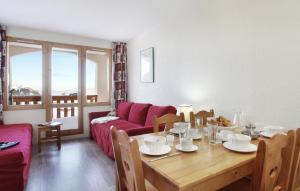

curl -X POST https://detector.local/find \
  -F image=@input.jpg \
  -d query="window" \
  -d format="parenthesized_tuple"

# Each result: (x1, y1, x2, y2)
(85, 49, 111, 104)
(6, 37, 112, 136)
(7, 41, 43, 107)
(50, 46, 80, 132)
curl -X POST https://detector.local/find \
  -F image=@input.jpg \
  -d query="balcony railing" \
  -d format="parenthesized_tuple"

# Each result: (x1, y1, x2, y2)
(10, 95, 98, 119)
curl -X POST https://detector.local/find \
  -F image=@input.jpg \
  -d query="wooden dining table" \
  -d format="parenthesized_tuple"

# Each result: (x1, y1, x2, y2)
(132, 132, 260, 191)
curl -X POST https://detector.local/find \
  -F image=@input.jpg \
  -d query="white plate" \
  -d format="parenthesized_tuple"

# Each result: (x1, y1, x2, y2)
(139, 145, 171, 156)
(260, 131, 273, 138)
(175, 144, 198, 152)
(260, 131, 286, 138)
(223, 142, 257, 153)
(192, 134, 202, 140)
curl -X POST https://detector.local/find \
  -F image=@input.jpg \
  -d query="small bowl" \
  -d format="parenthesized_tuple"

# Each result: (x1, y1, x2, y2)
(219, 130, 234, 141)
(228, 134, 251, 147)
(144, 136, 166, 152)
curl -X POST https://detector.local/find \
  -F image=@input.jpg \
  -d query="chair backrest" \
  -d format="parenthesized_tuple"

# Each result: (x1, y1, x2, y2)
(190, 109, 214, 127)
(111, 126, 146, 191)
(289, 128, 300, 191)
(152, 113, 184, 133)
(252, 130, 296, 191)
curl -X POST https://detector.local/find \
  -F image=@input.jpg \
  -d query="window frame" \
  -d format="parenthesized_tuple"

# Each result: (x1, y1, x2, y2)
(82, 46, 112, 107)
(4, 37, 112, 136)
(4, 37, 47, 111)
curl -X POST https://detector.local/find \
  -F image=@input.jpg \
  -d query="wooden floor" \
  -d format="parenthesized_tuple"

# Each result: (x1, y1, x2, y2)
(25, 139, 116, 191)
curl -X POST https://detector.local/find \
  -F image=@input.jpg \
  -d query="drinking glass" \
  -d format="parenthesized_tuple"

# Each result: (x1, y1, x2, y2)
(207, 124, 219, 145)
(195, 116, 203, 136)
(166, 134, 174, 146)
(233, 111, 243, 128)
(195, 116, 203, 128)
(188, 128, 200, 139)
(179, 127, 193, 149)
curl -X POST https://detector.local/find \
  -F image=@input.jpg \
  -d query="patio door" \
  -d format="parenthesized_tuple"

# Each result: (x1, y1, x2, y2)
(46, 45, 83, 135)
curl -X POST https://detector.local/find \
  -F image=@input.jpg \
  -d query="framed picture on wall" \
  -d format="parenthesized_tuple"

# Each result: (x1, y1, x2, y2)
(140, 47, 154, 83)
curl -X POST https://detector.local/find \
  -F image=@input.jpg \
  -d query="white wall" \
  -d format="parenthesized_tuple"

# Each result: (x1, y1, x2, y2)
(5, 26, 113, 143)
(7, 26, 112, 48)
(127, 0, 300, 129)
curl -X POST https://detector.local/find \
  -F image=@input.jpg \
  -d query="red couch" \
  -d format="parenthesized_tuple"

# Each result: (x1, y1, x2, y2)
(0, 124, 32, 191)
(89, 102, 176, 159)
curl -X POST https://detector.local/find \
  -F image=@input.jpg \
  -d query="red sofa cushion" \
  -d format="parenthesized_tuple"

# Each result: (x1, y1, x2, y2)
(117, 102, 134, 120)
(91, 119, 148, 159)
(128, 103, 152, 125)
(0, 123, 32, 191)
(144, 105, 177, 126)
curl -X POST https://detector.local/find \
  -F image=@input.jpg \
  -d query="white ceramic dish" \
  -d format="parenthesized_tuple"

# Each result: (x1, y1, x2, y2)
(139, 145, 171, 156)
(143, 136, 166, 152)
(223, 142, 257, 153)
(175, 144, 198, 152)
(227, 134, 251, 147)
(192, 134, 202, 140)
(218, 125, 238, 131)
(260, 131, 286, 138)
(264, 126, 286, 134)
(218, 130, 234, 142)
(260, 131, 273, 138)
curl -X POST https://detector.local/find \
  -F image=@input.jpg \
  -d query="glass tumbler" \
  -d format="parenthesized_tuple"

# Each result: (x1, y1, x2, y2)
(207, 124, 219, 145)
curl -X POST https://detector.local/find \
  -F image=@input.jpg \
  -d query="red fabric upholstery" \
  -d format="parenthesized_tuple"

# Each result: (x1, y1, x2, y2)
(89, 102, 176, 159)
(88, 111, 110, 139)
(128, 103, 151, 125)
(88, 111, 110, 122)
(0, 123, 32, 191)
(91, 119, 145, 159)
(117, 102, 133, 120)
(144, 105, 177, 126)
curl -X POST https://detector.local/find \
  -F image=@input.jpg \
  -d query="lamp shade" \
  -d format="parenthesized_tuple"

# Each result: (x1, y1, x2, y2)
(177, 104, 193, 122)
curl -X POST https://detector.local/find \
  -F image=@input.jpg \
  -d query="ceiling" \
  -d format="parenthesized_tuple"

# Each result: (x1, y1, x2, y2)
(0, 0, 183, 42)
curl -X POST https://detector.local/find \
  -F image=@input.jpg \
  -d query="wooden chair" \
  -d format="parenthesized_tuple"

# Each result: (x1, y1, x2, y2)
(221, 130, 296, 191)
(111, 126, 157, 191)
(190, 109, 214, 127)
(289, 128, 300, 191)
(152, 113, 184, 133)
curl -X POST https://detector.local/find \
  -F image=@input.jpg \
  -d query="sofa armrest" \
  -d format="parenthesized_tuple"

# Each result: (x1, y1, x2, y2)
(0, 149, 24, 167)
(88, 111, 111, 123)
(88, 111, 111, 139)
(0, 149, 25, 191)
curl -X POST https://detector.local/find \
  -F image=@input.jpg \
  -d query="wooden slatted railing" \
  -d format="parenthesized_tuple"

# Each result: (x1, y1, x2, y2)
(11, 95, 98, 119)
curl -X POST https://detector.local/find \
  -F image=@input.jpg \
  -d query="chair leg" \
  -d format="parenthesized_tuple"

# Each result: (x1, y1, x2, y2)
(38, 129, 41, 152)
(115, 174, 120, 191)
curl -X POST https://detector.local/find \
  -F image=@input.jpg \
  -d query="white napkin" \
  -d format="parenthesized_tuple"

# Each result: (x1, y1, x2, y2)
(91, 116, 119, 124)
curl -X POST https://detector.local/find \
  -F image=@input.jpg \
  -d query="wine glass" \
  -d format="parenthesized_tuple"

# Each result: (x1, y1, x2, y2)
(233, 111, 243, 128)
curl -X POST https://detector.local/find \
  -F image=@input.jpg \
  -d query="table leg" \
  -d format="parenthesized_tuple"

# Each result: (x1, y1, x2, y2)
(57, 126, 61, 150)
(38, 129, 41, 153)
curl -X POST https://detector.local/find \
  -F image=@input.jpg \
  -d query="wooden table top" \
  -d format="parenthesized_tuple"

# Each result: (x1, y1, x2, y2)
(132, 132, 260, 191)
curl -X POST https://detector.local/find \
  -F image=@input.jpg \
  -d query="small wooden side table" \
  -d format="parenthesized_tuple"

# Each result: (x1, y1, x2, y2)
(37, 122, 62, 152)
